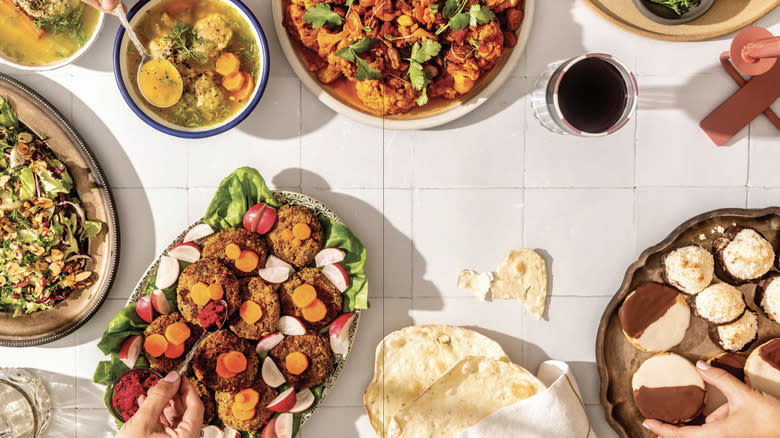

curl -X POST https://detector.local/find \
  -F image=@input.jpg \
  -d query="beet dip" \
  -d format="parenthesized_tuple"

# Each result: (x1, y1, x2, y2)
(112, 370, 160, 421)
(198, 300, 227, 329)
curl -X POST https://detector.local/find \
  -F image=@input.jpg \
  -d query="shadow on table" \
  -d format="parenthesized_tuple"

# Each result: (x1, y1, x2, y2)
(74, 19, 120, 74)
(273, 169, 440, 309)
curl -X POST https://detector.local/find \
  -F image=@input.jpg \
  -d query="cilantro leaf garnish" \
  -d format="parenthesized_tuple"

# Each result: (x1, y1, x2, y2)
(303, 3, 344, 29)
(406, 40, 442, 106)
(437, 2, 496, 35)
(336, 37, 381, 81)
(442, 0, 463, 19)
(410, 39, 442, 64)
(448, 12, 470, 31)
(468, 4, 495, 26)
(355, 58, 383, 81)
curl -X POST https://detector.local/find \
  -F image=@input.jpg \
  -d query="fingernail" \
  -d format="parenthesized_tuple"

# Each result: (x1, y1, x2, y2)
(642, 420, 649, 430)
(697, 360, 711, 370)
(163, 371, 180, 382)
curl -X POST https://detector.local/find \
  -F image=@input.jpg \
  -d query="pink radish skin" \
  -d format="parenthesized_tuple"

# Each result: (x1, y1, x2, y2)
(118, 335, 142, 368)
(289, 389, 315, 413)
(261, 417, 278, 438)
(277, 316, 305, 336)
(266, 388, 296, 412)
(321, 263, 349, 292)
(135, 296, 154, 323)
(256, 332, 284, 355)
(314, 248, 345, 267)
(155, 256, 180, 289)
(274, 413, 293, 438)
(329, 312, 356, 357)
(262, 357, 286, 388)
(167, 242, 201, 263)
(243, 204, 265, 232)
(255, 206, 277, 234)
(182, 224, 214, 243)
(150, 290, 171, 315)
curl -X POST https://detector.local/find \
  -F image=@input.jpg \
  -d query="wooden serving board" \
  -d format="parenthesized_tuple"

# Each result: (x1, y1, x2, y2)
(580, 0, 780, 42)
(596, 208, 780, 438)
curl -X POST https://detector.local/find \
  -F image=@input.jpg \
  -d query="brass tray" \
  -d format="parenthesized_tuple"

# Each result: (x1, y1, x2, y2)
(580, 0, 780, 42)
(596, 207, 780, 438)
(0, 74, 119, 346)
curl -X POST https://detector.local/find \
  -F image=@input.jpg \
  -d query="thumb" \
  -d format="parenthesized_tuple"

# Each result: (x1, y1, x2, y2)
(696, 361, 751, 402)
(137, 371, 181, 420)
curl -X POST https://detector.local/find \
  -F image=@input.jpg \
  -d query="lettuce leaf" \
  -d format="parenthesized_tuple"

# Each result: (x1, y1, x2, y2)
(17, 167, 35, 200)
(96, 304, 149, 355)
(323, 220, 368, 311)
(204, 167, 280, 230)
(0, 97, 18, 130)
(81, 220, 102, 239)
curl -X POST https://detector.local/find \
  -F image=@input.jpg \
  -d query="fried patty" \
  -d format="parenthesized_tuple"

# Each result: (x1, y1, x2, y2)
(191, 377, 217, 424)
(177, 258, 241, 328)
(269, 333, 333, 389)
(203, 228, 269, 277)
(229, 277, 281, 340)
(266, 204, 325, 268)
(192, 330, 259, 392)
(215, 379, 277, 433)
(143, 312, 203, 374)
(279, 268, 343, 330)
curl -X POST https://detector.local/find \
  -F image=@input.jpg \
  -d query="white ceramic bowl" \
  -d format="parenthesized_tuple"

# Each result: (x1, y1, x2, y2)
(272, 0, 535, 130)
(0, 10, 105, 71)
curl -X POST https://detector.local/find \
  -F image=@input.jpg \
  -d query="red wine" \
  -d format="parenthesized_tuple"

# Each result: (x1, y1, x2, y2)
(557, 57, 629, 134)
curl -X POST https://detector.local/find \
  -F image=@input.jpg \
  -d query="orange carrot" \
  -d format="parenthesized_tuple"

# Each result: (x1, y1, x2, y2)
(285, 352, 309, 375)
(225, 243, 241, 260)
(231, 72, 254, 102)
(232, 407, 255, 420)
(165, 0, 191, 17)
(292, 284, 317, 308)
(302, 298, 327, 323)
(165, 322, 191, 345)
(216, 354, 237, 378)
(216, 52, 241, 77)
(280, 229, 294, 241)
(223, 351, 248, 373)
(208, 283, 224, 301)
(235, 250, 259, 273)
(190, 282, 211, 306)
(144, 334, 168, 358)
(293, 223, 311, 240)
(164, 342, 185, 359)
(222, 72, 246, 92)
(240, 301, 263, 324)
(235, 388, 259, 409)
(0, 0, 44, 40)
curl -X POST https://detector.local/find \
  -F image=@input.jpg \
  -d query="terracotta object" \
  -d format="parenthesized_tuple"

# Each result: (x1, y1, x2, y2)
(597, 208, 780, 438)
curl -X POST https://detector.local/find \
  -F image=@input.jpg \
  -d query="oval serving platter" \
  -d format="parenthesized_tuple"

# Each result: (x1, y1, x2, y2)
(117, 189, 361, 433)
(0, 74, 119, 347)
(272, 0, 536, 130)
(596, 207, 780, 438)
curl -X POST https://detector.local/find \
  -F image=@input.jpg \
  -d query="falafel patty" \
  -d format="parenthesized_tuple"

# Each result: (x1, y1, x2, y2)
(177, 258, 241, 328)
(202, 228, 269, 277)
(144, 312, 203, 373)
(192, 330, 259, 392)
(229, 277, 281, 340)
(191, 377, 217, 424)
(279, 268, 343, 330)
(266, 204, 325, 268)
(215, 380, 277, 433)
(269, 333, 333, 389)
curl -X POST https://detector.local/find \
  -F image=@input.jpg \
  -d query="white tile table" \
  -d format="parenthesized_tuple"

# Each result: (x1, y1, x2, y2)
(1, 1, 779, 437)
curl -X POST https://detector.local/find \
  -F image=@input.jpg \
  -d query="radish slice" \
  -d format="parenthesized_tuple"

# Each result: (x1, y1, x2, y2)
(183, 224, 214, 243)
(261, 417, 277, 438)
(256, 206, 277, 235)
(167, 242, 201, 263)
(256, 332, 284, 356)
(223, 427, 241, 438)
(329, 312, 356, 357)
(262, 357, 286, 388)
(243, 204, 265, 232)
(266, 255, 293, 271)
(277, 316, 305, 336)
(135, 296, 154, 323)
(289, 388, 315, 413)
(155, 256, 180, 289)
(266, 388, 296, 412)
(322, 263, 349, 292)
(315, 248, 345, 267)
(258, 267, 291, 284)
(200, 425, 223, 438)
(118, 335, 142, 368)
(150, 290, 171, 315)
(274, 413, 293, 438)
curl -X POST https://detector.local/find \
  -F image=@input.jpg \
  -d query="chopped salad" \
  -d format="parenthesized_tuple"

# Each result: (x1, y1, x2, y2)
(0, 96, 102, 317)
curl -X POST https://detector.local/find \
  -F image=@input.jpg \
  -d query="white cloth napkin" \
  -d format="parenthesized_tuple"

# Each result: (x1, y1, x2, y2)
(453, 360, 598, 438)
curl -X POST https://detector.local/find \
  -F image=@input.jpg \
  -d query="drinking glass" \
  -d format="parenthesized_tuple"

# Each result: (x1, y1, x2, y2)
(0, 369, 50, 438)
(530, 53, 638, 137)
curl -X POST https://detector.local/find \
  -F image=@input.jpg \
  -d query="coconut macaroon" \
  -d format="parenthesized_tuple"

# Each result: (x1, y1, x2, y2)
(618, 282, 691, 353)
(632, 353, 706, 424)
(694, 283, 746, 325)
(746, 338, 780, 399)
(714, 226, 775, 284)
(709, 310, 758, 352)
(757, 274, 780, 323)
(662, 246, 714, 295)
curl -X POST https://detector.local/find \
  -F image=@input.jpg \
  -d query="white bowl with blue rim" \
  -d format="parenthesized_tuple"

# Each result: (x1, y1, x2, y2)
(113, 0, 269, 138)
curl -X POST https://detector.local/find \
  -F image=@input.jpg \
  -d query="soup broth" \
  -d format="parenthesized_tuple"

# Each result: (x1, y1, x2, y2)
(126, 0, 260, 128)
(0, 0, 100, 66)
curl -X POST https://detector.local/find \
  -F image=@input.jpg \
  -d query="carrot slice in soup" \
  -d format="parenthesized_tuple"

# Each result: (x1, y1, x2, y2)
(232, 72, 254, 102)
(225, 243, 241, 260)
(165, 0, 191, 16)
(235, 250, 259, 272)
(292, 284, 317, 308)
(222, 72, 245, 92)
(208, 283, 224, 301)
(285, 352, 309, 375)
(240, 301, 263, 324)
(165, 322, 191, 345)
(301, 298, 327, 323)
(223, 351, 248, 373)
(0, 0, 44, 40)
(216, 52, 241, 76)
(190, 282, 211, 306)
(164, 342, 185, 359)
(144, 334, 169, 358)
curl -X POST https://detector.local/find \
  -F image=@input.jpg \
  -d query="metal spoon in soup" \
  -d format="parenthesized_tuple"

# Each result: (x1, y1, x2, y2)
(113, 3, 183, 108)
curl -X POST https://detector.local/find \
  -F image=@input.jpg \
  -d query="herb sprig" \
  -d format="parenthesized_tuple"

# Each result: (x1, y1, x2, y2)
(303, 3, 343, 29)
(406, 40, 442, 106)
(34, 4, 87, 45)
(648, 0, 695, 15)
(164, 23, 207, 63)
(436, 0, 495, 35)
(336, 37, 383, 81)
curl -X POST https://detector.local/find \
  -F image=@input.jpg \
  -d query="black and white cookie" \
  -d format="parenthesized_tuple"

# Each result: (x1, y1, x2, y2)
(746, 338, 780, 399)
(618, 282, 691, 353)
(757, 274, 780, 323)
(632, 353, 706, 424)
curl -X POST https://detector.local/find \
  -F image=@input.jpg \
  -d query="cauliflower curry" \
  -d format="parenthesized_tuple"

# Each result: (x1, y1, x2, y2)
(283, 0, 525, 116)
(126, 0, 260, 128)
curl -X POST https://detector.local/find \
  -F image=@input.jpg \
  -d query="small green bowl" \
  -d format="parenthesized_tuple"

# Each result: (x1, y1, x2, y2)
(633, 0, 716, 25)
(108, 368, 164, 423)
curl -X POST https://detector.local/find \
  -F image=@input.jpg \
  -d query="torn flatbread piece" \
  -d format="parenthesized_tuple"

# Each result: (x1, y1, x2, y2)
(457, 270, 493, 301)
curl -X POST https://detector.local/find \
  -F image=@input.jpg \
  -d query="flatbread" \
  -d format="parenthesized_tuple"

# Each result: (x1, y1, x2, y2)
(387, 356, 546, 438)
(492, 249, 548, 319)
(457, 270, 492, 301)
(363, 325, 510, 437)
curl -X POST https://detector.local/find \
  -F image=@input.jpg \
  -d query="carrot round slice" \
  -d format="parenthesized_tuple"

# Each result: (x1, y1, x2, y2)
(208, 283, 224, 301)
(292, 284, 317, 308)
(235, 388, 260, 409)
(223, 351, 248, 373)
(240, 301, 263, 324)
(225, 243, 241, 260)
(280, 229, 294, 241)
(222, 72, 246, 92)
(285, 352, 309, 375)
(292, 223, 312, 240)
(216, 52, 241, 77)
(232, 407, 255, 420)
(232, 72, 254, 102)
(216, 354, 237, 378)
(164, 342, 185, 359)
(165, 322, 191, 345)
(301, 298, 327, 323)
(165, 0, 191, 16)
(144, 334, 168, 358)
(190, 282, 211, 306)
(235, 250, 259, 272)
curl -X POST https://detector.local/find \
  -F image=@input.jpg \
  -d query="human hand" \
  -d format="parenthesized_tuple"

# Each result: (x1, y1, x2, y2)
(643, 360, 780, 438)
(80, 0, 120, 15)
(116, 371, 204, 438)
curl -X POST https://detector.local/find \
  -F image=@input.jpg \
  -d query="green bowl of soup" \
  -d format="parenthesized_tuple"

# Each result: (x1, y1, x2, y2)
(114, 0, 269, 138)
(0, 0, 104, 70)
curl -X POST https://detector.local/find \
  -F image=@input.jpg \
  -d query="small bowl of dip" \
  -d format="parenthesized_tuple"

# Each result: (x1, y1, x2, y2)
(108, 368, 163, 422)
